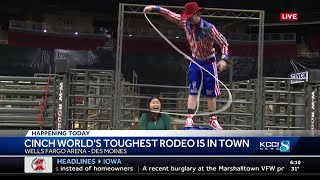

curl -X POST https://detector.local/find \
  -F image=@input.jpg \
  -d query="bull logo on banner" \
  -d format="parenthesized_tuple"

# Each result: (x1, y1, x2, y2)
(31, 158, 46, 172)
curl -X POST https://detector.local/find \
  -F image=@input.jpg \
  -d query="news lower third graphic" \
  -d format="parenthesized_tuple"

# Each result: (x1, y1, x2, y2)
(0, 130, 319, 175)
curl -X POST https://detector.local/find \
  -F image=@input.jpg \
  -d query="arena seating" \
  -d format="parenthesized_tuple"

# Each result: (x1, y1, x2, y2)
(123, 39, 298, 58)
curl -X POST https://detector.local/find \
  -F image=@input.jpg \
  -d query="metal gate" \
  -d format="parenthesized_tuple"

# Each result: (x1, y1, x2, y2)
(0, 75, 55, 129)
(67, 69, 114, 130)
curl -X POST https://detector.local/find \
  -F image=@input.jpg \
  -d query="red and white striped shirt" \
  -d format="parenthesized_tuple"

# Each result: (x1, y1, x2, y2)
(157, 7, 229, 60)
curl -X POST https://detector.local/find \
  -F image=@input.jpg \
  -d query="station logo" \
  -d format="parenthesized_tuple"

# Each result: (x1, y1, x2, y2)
(260, 140, 290, 152)
(24, 156, 52, 173)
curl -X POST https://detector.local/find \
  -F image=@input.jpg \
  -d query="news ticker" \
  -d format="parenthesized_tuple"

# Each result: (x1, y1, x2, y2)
(0, 156, 319, 174)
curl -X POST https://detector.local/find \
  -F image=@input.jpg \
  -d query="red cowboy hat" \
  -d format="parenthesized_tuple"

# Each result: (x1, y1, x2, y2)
(181, 2, 203, 19)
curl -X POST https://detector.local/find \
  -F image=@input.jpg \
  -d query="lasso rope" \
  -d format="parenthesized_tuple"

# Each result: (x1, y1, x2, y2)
(144, 13, 232, 117)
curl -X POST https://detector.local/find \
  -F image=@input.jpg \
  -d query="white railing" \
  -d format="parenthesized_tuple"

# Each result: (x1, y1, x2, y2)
(9, 20, 43, 31)
(124, 27, 296, 42)
(8, 20, 109, 36)
(298, 51, 320, 58)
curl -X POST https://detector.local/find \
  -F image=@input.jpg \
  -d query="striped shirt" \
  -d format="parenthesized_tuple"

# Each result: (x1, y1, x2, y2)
(155, 7, 229, 60)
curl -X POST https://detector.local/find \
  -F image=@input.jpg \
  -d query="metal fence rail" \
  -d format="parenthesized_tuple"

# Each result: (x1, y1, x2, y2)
(0, 76, 55, 129)
(0, 70, 315, 130)
(119, 81, 255, 130)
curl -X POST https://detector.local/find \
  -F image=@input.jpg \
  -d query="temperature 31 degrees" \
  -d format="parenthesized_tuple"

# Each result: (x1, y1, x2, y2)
(291, 167, 300, 172)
